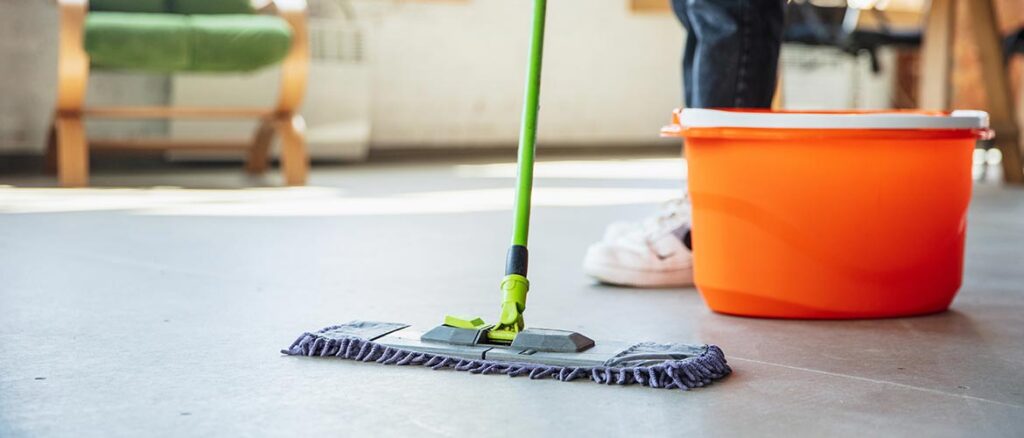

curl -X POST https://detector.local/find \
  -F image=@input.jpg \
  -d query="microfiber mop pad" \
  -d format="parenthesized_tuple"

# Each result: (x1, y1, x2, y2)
(283, 322, 730, 390)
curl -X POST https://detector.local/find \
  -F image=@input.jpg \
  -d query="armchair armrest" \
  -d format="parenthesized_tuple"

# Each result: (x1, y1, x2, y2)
(56, 0, 90, 113)
(264, 0, 309, 114)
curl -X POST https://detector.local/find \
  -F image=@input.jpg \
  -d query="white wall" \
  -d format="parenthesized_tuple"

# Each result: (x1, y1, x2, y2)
(363, 0, 685, 148)
(171, 0, 686, 152)
(0, 0, 170, 154)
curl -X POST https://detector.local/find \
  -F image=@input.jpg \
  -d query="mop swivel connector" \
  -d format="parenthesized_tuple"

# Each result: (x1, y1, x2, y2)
(487, 274, 529, 343)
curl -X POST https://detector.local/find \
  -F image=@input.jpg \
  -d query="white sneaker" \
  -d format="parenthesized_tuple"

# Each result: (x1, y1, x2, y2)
(583, 197, 694, 288)
(601, 197, 691, 242)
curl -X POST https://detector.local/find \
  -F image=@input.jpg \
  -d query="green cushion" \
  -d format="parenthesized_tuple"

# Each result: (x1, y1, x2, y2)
(89, 0, 167, 13)
(190, 15, 292, 72)
(84, 13, 292, 73)
(171, 0, 253, 14)
(85, 13, 191, 72)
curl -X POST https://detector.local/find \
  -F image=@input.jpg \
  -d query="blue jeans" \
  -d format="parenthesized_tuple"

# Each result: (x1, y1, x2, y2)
(671, 0, 785, 108)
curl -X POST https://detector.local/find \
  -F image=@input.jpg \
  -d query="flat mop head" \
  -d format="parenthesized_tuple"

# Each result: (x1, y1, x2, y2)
(282, 321, 731, 390)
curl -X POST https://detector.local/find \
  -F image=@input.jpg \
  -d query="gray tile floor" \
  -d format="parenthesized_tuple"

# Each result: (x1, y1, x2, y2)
(1, 155, 1022, 437)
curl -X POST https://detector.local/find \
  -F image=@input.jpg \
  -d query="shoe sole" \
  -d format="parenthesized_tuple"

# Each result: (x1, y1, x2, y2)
(583, 263, 694, 288)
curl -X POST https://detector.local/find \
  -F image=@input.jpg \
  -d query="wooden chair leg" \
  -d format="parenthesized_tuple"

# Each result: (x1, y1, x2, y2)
(918, 0, 955, 110)
(269, 0, 308, 186)
(967, 0, 1024, 183)
(245, 118, 275, 174)
(277, 114, 308, 186)
(771, 72, 784, 110)
(56, 115, 88, 188)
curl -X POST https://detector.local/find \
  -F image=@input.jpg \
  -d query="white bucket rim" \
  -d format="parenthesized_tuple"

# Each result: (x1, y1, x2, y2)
(676, 109, 989, 130)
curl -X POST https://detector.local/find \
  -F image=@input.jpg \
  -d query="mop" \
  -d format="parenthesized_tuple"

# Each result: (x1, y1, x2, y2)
(282, 0, 730, 390)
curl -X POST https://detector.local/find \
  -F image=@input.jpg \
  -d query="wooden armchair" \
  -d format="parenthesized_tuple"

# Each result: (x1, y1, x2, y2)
(51, 0, 310, 187)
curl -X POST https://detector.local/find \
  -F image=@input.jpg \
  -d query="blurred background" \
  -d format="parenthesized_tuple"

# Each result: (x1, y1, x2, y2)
(0, 0, 1021, 183)
(4, 3, 1024, 436)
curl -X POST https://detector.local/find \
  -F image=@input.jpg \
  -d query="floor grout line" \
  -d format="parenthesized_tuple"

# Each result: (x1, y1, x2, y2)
(729, 356, 1024, 410)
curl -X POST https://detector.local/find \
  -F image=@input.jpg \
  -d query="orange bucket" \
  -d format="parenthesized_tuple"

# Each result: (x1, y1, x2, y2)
(662, 109, 991, 319)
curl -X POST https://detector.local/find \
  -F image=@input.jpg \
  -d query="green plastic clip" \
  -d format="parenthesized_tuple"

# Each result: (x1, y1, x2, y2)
(443, 315, 486, 330)
(487, 274, 529, 343)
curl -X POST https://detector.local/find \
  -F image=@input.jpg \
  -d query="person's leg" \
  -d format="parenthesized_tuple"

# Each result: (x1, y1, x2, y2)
(686, 0, 785, 108)
(672, 0, 696, 107)
(584, 0, 785, 288)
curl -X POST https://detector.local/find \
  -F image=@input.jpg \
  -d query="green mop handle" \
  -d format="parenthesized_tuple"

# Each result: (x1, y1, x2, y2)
(510, 0, 545, 251)
(491, 0, 546, 342)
